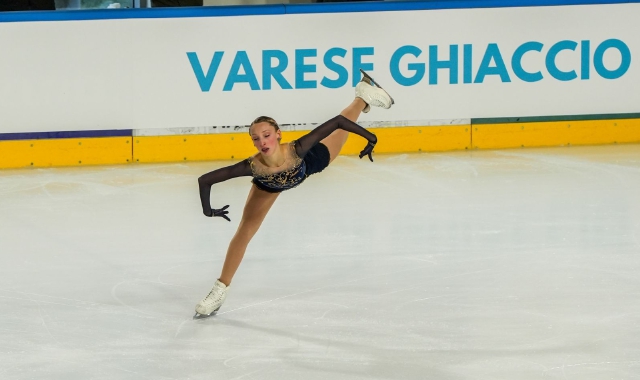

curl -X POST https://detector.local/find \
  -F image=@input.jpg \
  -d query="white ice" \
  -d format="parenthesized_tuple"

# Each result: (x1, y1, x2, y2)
(1, 144, 639, 380)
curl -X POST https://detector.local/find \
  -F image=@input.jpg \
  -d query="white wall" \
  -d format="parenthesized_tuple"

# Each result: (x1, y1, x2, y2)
(0, 2, 638, 134)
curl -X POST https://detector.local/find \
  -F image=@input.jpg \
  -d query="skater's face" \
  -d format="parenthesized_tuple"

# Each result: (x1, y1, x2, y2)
(250, 122, 281, 156)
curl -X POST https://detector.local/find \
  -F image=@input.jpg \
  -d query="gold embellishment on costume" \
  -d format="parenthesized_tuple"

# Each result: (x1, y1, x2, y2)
(248, 142, 305, 189)
(253, 164, 305, 190)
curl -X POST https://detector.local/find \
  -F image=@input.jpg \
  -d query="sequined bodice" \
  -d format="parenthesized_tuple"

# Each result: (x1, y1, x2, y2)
(247, 142, 307, 191)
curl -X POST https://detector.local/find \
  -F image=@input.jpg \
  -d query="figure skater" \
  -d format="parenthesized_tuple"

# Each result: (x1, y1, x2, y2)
(194, 70, 394, 318)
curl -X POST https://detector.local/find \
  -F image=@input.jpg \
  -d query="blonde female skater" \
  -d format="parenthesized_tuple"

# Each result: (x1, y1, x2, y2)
(195, 70, 394, 318)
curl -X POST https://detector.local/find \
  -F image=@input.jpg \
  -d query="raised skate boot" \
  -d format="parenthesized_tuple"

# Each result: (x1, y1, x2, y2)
(356, 69, 395, 113)
(194, 279, 228, 319)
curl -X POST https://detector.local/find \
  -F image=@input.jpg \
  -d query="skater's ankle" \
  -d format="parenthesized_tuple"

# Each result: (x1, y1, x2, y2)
(218, 278, 230, 287)
(352, 97, 367, 112)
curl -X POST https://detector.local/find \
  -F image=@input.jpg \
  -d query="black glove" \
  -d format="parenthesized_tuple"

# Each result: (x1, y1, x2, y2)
(207, 205, 230, 221)
(359, 140, 377, 162)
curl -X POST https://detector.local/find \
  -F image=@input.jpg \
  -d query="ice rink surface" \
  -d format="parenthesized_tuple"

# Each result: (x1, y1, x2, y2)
(1, 144, 639, 380)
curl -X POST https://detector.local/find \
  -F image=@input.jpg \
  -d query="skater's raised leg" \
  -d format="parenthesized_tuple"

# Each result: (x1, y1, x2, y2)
(320, 98, 367, 163)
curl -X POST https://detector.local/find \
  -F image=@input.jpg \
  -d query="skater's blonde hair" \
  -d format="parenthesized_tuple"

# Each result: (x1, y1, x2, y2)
(250, 116, 279, 132)
(249, 116, 281, 142)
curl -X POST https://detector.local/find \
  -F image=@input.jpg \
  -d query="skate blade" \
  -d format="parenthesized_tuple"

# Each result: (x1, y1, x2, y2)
(192, 306, 221, 320)
(359, 69, 395, 105)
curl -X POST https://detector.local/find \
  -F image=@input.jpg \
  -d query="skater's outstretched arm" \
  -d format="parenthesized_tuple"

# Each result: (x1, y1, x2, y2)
(198, 160, 252, 220)
(295, 115, 377, 161)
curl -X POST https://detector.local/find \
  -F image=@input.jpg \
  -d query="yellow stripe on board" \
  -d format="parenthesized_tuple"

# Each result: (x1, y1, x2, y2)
(341, 125, 471, 155)
(134, 134, 273, 163)
(133, 125, 471, 163)
(473, 119, 640, 150)
(2, 120, 638, 170)
(133, 132, 309, 163)
(0, 137, 131, 169)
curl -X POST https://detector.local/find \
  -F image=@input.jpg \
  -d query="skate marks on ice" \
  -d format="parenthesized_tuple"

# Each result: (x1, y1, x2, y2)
(2, 146, 640, 379)
(211, 261, 437, 318)
(186, 254, 440, 328)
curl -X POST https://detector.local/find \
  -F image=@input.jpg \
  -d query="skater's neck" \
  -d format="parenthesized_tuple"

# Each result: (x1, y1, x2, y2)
(261, 144, 287, 168)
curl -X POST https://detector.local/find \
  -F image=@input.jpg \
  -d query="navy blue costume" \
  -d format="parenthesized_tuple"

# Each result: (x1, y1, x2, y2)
(248, 142, 331, 193)
(198, 115, 377, 217)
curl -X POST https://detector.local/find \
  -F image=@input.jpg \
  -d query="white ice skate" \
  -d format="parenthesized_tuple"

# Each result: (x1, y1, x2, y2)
(356, 69, 395, 113)
(193, 279, 228, 319)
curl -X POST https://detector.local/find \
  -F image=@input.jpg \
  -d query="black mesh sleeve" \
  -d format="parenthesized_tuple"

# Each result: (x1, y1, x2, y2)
(198, 160, 252, 217)
(294, 115, 377, 158)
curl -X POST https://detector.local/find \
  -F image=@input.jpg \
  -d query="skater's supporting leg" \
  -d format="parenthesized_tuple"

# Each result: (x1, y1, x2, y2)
(321, 98, 367, 163)
(218, 184, 280, 285)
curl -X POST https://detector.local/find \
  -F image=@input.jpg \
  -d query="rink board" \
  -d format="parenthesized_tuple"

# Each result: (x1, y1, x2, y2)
(2, 0, 640, 169)
(2, 119, 640, 169)
(132, 125, 471, 164)
(132, 134, 260, 163)
(0, 137, 131, 169)
(473, 118, 640, 149)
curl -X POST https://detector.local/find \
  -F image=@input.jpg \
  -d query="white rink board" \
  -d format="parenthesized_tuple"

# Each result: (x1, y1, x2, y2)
(0, 3, 639, 133)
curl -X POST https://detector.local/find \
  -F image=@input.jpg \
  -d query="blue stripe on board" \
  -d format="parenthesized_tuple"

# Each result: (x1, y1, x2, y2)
(0, 0, 637, 23)
(285, 0, 638, 14)
(0, 4, 285, 23)
(0, 130, 133, 141)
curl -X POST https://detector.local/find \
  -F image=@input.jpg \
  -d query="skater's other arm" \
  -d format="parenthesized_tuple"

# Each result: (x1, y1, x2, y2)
(295, 115, 377, 159)
(198, 160, 252, 219)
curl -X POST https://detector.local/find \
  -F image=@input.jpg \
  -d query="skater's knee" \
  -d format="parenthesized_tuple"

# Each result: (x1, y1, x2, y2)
(235, 221, 262, 240)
